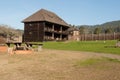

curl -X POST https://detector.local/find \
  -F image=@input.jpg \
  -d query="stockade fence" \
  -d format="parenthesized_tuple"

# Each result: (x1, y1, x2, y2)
(79, 33, 120, 41)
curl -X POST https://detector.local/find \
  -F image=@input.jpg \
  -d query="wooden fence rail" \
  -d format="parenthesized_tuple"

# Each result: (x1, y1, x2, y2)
(79, 33, 120, 41)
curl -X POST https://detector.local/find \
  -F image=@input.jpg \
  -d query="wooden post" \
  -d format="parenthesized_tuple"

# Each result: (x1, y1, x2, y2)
(38, 22, 40, 41)
(98, 33, 100, 40)
(84, 33, 86, 41)
(114, 32, 115, 40)
(60, 26, 62, 40)
(60, 34, 62, 40)
(38, 44, 43, 51)
(91, 32, 93, 41)
(52, 24, 55, 40)
(52, 33, 54, 40)
(43, 22, 46, 41)
(6, 43, 14, 54)
(60, 26, 62, 32)
(52, 24, 54, 31)
(104, 33, 106, 41)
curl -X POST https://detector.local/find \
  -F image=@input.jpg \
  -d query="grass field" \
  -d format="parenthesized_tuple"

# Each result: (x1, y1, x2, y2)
(0, 49, 120, 80)
(43, 40, 120, 55)
(0, 40, 120, 80)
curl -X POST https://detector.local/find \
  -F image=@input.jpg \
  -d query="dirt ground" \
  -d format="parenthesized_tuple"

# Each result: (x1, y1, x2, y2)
(0, 49, 120, 80)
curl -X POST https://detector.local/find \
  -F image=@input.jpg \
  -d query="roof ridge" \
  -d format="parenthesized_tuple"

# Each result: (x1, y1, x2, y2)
(40, 10, 46, 21)
(22, 9, 69, 26)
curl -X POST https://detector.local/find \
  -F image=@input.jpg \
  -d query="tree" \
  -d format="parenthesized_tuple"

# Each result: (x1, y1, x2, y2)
(94, 27, 101, 34)
(79, 26, 85, 34)
(0, 24, 23, 39)
(105, 28, 113, 34)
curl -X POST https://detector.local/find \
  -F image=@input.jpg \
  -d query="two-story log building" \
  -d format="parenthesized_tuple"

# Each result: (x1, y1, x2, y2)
(22, 9, 70, 42)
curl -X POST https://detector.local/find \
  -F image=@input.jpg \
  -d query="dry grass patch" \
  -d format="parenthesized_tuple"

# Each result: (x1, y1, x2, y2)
(0, 49, 120, 80)
(74, 57, 120, 67)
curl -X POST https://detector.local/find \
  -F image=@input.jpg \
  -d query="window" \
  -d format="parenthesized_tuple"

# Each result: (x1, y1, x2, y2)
(29, 23, 32, 26)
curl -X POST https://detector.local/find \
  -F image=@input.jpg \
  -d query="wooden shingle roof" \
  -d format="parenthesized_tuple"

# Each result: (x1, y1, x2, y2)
(22, 9, 69, 26)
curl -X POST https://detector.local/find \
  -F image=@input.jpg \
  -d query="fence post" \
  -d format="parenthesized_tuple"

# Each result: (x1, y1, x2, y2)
(91, 33, 93, 41)
(98, 34, 100, 40)
(114, 32, 115, 40)
(84, 33, 86, 41)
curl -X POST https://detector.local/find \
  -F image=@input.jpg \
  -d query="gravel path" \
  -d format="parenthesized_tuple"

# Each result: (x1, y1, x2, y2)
(44, 49, 120, 59)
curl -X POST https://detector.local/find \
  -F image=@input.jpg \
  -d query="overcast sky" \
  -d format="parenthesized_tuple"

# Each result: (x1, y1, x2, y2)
(0, 0, 120, 29)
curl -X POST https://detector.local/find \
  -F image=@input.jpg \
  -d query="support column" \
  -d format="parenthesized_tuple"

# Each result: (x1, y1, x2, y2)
(60, 34, 62, 40)
(43, 22, 46, 41)
(60, 26, 62, 40)
(38, 22, 39, 41)
(52, 24, 54, 31)
(52, 24, 55, 40)
(60, 26, 62, 33)
(52, 33, 54, 40)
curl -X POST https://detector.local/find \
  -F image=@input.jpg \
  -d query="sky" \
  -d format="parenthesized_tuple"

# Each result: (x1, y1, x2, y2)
(0, 0, 120, 29)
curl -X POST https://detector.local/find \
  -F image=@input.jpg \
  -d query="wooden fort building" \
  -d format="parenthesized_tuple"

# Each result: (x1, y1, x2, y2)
(22, 9, 70, 42)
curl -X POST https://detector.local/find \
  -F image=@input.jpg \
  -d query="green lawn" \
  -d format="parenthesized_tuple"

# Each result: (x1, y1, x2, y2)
(42, 40, 120, 55)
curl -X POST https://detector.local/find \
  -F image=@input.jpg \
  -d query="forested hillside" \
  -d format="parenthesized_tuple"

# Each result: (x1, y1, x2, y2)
(77, 20, 120, 34)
